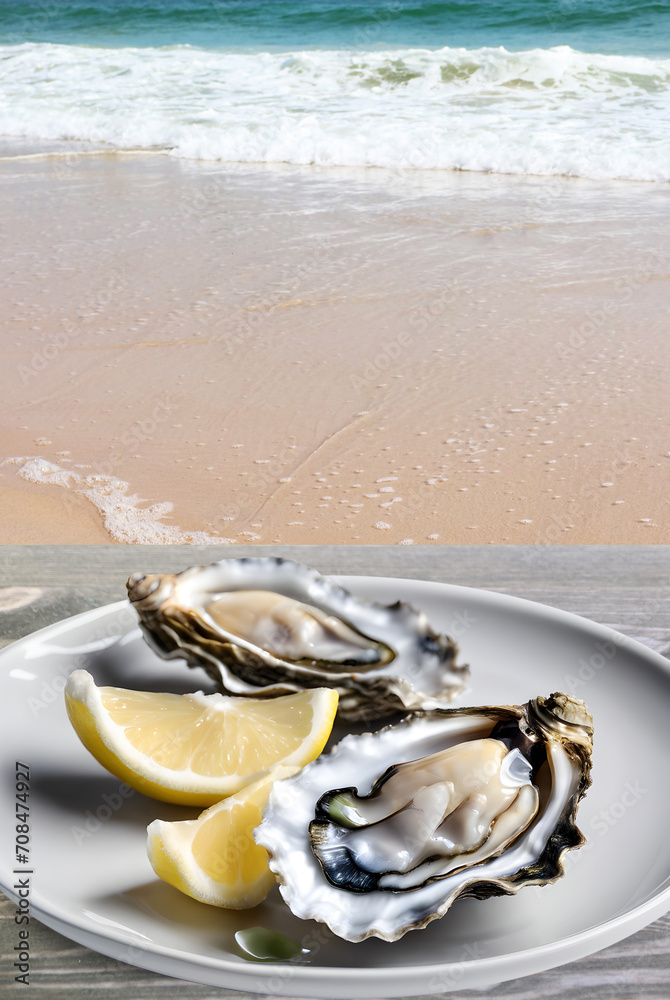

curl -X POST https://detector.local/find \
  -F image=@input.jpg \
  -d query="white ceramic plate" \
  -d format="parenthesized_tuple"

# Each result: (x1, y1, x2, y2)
(1, 577, 669, 997)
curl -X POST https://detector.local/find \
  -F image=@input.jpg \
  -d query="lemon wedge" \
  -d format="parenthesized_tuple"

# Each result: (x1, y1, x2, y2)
(64, 669, 338, 806)
(147, 765, 297, 908)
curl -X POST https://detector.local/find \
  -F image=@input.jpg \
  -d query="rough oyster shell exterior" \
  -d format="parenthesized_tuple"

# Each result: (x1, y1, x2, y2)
(127, 557, 467, 721)
(254, 693, 593, 942)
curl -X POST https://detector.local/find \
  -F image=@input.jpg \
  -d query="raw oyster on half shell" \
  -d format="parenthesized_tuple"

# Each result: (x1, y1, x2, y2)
(254, 693, 593, 942)
(127, 558, 467, 721)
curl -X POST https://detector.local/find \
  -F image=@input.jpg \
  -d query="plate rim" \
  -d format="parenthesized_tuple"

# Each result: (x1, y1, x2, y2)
(1, 576, 670, 996)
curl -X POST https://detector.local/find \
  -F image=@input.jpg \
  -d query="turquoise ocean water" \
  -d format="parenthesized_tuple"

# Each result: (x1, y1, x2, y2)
(0, 0, 669, 178)
(1, 0, 668, 55)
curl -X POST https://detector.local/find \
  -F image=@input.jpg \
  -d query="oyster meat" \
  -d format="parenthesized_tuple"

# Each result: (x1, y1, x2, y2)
(254, 692, 593, 942)
(127, 558, 467, 721)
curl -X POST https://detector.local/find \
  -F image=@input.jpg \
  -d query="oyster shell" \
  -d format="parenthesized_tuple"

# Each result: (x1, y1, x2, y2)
(254, 693, 593, 942)
(127, 558, 467, 721)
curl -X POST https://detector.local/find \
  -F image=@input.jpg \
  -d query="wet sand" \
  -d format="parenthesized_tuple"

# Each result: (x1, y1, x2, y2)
(2, 150, 669, 544)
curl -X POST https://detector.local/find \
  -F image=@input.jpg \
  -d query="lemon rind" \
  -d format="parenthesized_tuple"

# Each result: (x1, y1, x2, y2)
(64, 669, 338, 805)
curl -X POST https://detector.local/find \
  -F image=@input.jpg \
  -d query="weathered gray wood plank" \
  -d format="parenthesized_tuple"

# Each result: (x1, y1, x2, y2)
(1, 545, 668, 998)
(0, 545, 669, 632)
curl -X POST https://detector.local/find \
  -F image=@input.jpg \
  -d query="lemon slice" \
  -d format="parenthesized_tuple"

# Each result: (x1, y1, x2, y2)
(64, 669, 338, 806)
(147, 765, 297, 908)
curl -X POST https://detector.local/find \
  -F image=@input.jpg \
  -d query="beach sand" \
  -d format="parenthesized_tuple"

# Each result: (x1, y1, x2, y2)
(2, 149, 669, 544)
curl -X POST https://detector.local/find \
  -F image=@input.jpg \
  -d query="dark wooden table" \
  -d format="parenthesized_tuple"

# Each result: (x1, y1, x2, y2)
(1, 545, 669, 999)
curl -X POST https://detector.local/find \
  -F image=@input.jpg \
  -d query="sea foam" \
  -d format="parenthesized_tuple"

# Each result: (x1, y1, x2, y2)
(0, 42, 669, 179)
(6, 456, 233, 544)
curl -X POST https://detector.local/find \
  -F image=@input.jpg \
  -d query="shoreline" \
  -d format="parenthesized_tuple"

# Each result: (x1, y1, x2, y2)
(2, 150, 669, 545)
(3, 136, 670, 186)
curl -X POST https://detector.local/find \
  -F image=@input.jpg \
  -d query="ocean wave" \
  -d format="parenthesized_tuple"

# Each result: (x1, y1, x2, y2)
(1, 41, 669, 179)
